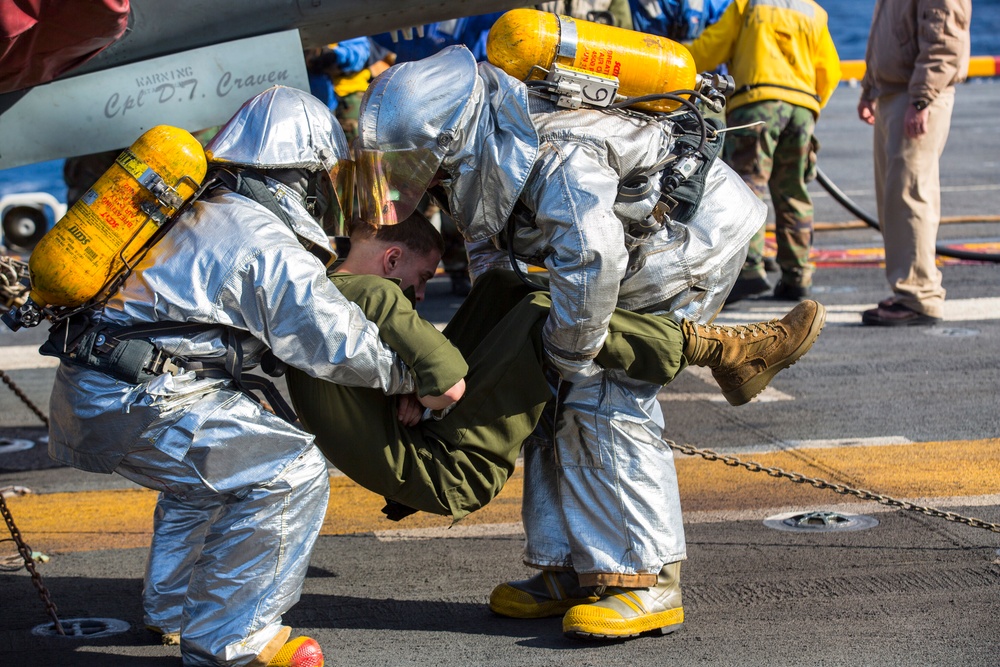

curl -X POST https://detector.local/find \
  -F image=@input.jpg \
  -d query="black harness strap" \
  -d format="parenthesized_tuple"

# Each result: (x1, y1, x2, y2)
(114, 322, 297, 423)
(733, 82, 821, 102)
(41, 317, 298, 423)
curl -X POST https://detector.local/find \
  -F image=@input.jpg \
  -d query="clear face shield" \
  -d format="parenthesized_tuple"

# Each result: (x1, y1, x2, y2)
(354, 145, 443, 227)
(321, 155, 355, 235)
(329, 157, 354, 221)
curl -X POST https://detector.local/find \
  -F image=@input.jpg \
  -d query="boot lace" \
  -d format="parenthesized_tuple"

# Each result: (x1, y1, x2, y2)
(703, 319, 780, 339)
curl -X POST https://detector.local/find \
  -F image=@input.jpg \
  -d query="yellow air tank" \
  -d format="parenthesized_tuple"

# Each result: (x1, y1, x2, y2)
(487, 7, 697, 113)
(28, 125, 207, 309)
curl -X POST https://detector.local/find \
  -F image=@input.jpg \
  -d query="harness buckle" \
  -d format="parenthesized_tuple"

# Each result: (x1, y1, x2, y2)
(652, 197, 677, 224)
(146, 348, 183, 376)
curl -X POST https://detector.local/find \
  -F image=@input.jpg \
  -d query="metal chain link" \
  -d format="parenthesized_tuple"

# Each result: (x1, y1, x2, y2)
(0, 276, 59, 631)
(0, 254, 30, 309)
(669, 442, 1000, 533)
(0, 369, 49, 427)
(0, 490, 64, 634)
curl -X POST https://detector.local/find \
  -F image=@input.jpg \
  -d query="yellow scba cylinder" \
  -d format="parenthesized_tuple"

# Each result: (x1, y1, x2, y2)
(28, 126, 207, 308)
(487, 7, 697, 112)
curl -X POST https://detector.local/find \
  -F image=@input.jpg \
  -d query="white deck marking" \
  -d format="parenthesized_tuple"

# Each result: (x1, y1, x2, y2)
(715, 296, 1000, 326)
(683, 494, 1000, 525)
(707, 435, 913, 456)
(0, 344, 60, 370)
(375, 522, 524, 542)
(658, 365, 794, 403)
(372, 494, 1000, 539)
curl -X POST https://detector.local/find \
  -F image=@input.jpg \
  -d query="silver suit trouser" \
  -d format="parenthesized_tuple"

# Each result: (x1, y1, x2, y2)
(119, 426, 330, 666)
(521, 369, 686, 586)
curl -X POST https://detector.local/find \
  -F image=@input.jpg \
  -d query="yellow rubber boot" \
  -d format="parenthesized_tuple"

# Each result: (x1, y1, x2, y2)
(682, 300, 826, 405)
(145, 625, 180, 646)
(490, 570, 599, 619)
(266, 636, 324, 667)
(562, 562, 684, 640)
(250, 627, 324, 667)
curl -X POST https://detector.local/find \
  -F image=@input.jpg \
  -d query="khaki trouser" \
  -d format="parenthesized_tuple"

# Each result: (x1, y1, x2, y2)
(873, 89, 954, 318)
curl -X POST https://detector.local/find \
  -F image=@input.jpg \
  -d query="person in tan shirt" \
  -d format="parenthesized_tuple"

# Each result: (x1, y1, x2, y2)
(857, 0, 971, 326)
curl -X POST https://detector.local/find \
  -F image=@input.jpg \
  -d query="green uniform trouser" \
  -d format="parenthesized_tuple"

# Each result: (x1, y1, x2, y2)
(724, 100, 818, 287)
(291, 270, 686, 521)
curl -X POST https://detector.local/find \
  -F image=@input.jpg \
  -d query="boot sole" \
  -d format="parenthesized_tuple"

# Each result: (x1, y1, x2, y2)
(723, 301, 828, 406)
(563, 607, 684, 640)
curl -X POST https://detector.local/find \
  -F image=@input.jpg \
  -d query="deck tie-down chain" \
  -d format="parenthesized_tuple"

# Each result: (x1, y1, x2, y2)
(0, 490, 64, 635)
(669, 442, 1000, 533)
(2, 255, 49, 426)
(1, 369, 50, 427)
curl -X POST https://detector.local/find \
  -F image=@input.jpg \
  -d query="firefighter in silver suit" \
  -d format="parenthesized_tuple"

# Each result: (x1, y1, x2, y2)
(47, 86, 413, 666)
(354, 46, 770, 639)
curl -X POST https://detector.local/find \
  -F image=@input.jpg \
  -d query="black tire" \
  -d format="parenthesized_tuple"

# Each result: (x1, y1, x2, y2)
(2, 205, 48, 250)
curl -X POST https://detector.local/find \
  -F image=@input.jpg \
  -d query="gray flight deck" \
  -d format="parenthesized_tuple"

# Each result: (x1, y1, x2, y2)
(1, 80, 998, 666)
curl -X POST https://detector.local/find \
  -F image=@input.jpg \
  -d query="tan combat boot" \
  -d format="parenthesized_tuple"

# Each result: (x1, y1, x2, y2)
(562, 562, 683, 640)
(682, 300, 827, 406)
(145, 625, 180, 646)
(490, 570, 599, 619)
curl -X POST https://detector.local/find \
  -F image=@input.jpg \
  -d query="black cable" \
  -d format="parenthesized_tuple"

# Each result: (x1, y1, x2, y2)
(668, 88, 721, 111)
(816, 167, 1000, 263)
(815, 168, 877, 228)
(608, 92, 708, 154)
(525, 79, 557, 90)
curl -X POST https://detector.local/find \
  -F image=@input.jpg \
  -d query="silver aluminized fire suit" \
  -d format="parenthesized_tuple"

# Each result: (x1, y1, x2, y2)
(356, 47, 764, 587)
(47, 86, 412, 665)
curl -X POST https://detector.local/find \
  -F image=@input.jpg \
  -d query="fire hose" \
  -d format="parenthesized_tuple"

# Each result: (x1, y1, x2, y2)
(816, 167, 1000, 263)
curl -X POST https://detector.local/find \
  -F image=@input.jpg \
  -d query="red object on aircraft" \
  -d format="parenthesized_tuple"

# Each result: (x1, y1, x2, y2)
(0, 0, 130, 94)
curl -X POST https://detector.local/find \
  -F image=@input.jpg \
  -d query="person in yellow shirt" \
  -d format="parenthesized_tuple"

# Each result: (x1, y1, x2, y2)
(687, 0, 840, 302)
(305, 38, 391, 144)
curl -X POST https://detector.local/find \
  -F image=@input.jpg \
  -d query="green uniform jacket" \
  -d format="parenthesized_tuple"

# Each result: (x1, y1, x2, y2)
(287, 270, 687, 520)
(287, 272, 550, 521)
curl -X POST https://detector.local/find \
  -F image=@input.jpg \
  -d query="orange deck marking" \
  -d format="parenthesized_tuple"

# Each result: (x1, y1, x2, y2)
(5, 439, 997, 554)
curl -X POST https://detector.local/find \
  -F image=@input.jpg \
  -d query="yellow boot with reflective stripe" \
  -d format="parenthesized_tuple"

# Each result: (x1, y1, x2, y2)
(145, 625, 180, 646)
(266, 636, 324, 667)
(490, 570, 599, 619)
(562, 562, 683, 640)
(250, 627, 324, 667)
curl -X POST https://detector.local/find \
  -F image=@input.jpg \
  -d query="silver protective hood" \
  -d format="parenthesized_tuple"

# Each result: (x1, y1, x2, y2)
(356, 46, 537, 238)
(445, 62, 538, 240)
(206, 85, 352, 250)
(207, 85, 349, 172)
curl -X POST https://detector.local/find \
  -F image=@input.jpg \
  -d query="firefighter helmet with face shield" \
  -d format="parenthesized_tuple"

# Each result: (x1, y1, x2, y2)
(354, 47, 480, 227)
(206, 85, 354, 229)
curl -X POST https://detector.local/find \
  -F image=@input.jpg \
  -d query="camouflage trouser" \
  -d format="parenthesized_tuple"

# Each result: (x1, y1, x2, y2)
(335, 90, 363, 145)
(724, 101, 818, 287)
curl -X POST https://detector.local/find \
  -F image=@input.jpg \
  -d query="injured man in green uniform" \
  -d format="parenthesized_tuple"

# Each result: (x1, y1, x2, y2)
(286, 213, 826, 521)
